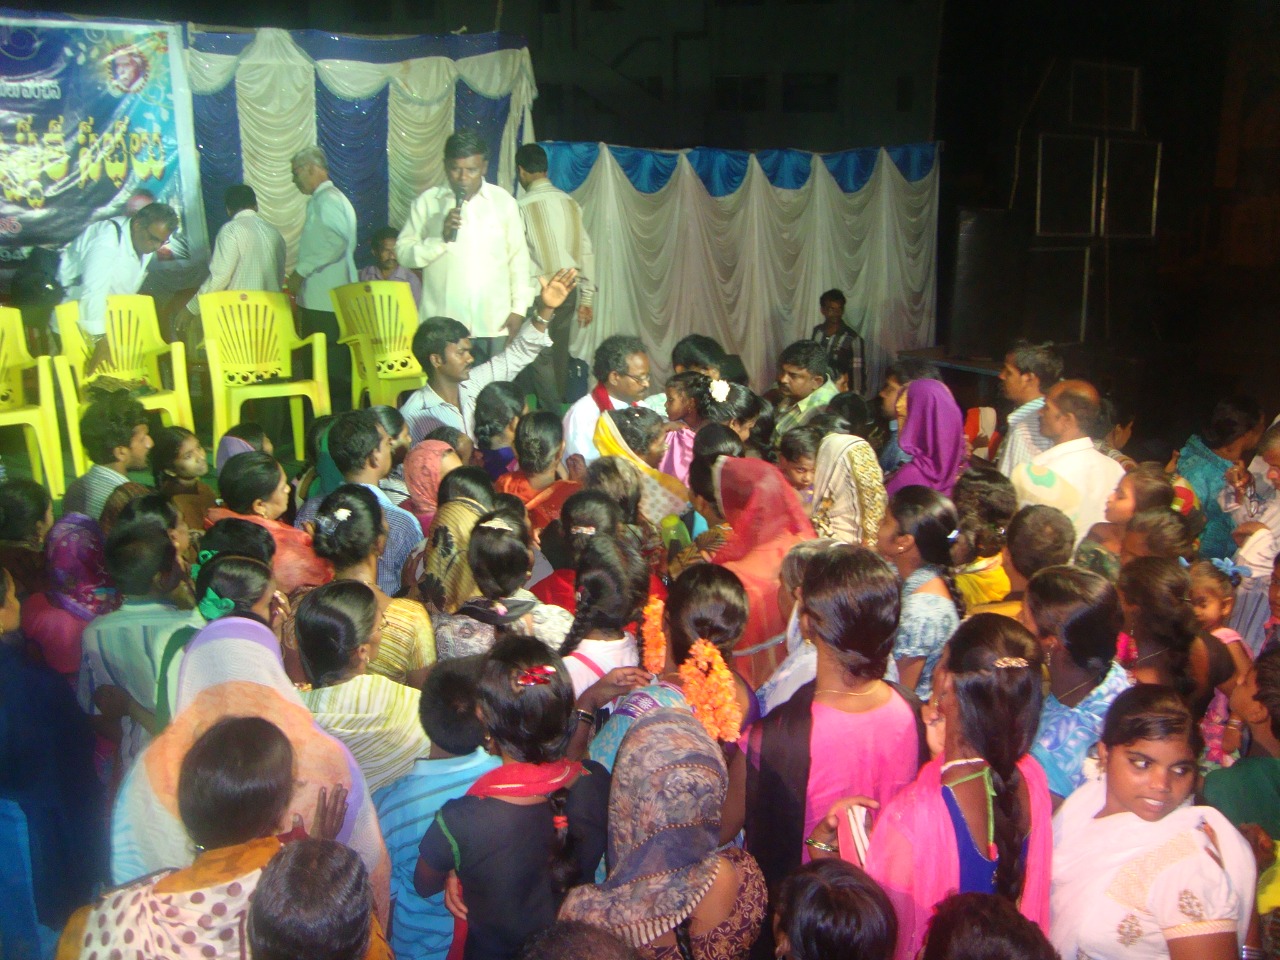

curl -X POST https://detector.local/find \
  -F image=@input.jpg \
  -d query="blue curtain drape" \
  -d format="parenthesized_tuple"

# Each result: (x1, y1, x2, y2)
(192, 84, 242, 240)
(315, 78, 388, 266)
(686, 148, 750, 197)
(454, 82, 511, 187)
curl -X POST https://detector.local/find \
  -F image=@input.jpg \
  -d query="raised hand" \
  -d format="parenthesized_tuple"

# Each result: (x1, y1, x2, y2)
(538, 268, 578, 310)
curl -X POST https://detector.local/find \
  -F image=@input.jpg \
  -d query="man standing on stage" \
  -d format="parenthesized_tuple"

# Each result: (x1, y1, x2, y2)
(397, 131, 530, 365)
(810, 288, 864, 394)
(287, 146, 358, 412)
(514, 142, 595, 410)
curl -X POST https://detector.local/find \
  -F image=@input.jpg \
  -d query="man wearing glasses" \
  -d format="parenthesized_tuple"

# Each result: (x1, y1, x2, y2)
(562, 334, 651, 464)
(56, 201, 179, 374)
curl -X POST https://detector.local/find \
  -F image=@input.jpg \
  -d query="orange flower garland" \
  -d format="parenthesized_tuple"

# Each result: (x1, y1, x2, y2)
(678, 639, 743, 742)
(641, 596, 667, 675)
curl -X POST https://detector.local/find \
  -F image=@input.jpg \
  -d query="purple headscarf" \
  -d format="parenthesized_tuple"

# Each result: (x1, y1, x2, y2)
(45, 513, 120, 621)
(885, 378, 966, 497)
(215, 436, 255, 475)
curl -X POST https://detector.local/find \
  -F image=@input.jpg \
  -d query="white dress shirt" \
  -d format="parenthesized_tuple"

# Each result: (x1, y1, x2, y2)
(57, 216, 153, 335)
(296, 180, 358, 312)
(396, 181, 531, 337)
(518, 178, 595, 307)
(186, 209, 287, 314)
(562, 390, 629, 463)
(1011, 436, 1126, 545)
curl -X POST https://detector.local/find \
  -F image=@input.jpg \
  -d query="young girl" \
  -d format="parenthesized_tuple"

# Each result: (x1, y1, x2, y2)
(494, 411, 581, 534)
(215, 421, 273, 474)
(876, 486, 965, 699)
(295, 580, 429, 792)
(474, 381, 527, 481)
(1075, 464, 1175, 580)
(660, 372, 732, 484)
(559, 536, 649, 698)
(1188, 560, 1253, 766)
(774, 861, 897, 960)
(1050, 685, 1257, 960)
(425, 424, 476, 469)
(414, 636, 612, 960)
(150, 425, 216, 535)
(585, 456, 669, 585)
(778, 427, 821, 509)
(594, 408, 687, 530)
(531, 489, 626, 610)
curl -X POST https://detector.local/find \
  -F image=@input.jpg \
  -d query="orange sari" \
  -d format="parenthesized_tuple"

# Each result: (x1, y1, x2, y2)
(494, 472, 581, 532)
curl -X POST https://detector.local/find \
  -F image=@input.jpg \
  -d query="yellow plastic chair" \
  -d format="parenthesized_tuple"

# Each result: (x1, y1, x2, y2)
(197, 291, 331, 455)
(52, 296, 194, 476)
(0, 307, 65, 498)
(330, 280, 426, 408)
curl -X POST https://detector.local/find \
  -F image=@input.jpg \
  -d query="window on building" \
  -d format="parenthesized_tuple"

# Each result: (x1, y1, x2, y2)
(781, 73, 839, 113)
(714, 74, 768, 112)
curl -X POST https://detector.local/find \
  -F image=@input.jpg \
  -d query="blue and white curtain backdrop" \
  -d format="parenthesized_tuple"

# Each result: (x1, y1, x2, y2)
(184, 27, 536, 264)
(539, 142, 938, 393)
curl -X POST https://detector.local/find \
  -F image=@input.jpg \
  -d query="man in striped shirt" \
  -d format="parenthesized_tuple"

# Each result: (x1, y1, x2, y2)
(62, 394, 154, 522)
(373, 658, 499, 960)
(515, 143, 596, 409)
(995, 339, 1063, 477)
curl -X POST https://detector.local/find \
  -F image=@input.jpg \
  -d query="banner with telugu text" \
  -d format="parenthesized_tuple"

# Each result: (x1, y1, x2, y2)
(0, 15, 205, 260)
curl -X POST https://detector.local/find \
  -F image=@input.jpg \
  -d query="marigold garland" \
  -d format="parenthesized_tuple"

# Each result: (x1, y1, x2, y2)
(678, 639, 743, 742)
(641, 596, 667, 675)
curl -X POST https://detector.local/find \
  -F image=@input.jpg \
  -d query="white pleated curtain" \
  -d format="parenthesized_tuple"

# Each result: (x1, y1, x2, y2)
(185, 28, 536, 265)
(564, 146, 937, 394)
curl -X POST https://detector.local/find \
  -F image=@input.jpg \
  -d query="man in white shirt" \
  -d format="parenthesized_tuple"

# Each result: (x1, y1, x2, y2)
(400, 269, 578, 444)
(562, 334, 650, 465)
(513, 143, 595, 410)
(995, 339, 1062, 477)
(1011, 379, 1126, 546)
(175, 184, 285, 334)
(57, 202, 178, 371)
(396, 131, 530, 365)
(287, 146, 358, 412)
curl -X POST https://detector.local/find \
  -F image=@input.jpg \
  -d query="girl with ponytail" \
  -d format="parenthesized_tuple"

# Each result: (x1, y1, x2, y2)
(876, 486, 965, 699)
(559, 536, 649, 698)
(660, 371, 731, 484)
(864, 614, 1052, 960)
(414, 636, 612, 960)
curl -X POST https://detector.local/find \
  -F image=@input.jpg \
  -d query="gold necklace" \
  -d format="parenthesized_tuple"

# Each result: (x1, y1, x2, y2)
(1054, 672, 1102, 705)
(815, 681, 883, 698)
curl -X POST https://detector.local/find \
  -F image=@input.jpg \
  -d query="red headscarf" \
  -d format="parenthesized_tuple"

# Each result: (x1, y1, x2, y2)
(404, 440, 456, 529)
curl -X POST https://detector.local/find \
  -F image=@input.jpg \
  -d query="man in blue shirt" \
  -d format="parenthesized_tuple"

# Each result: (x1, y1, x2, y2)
(373, 657, 500, 960)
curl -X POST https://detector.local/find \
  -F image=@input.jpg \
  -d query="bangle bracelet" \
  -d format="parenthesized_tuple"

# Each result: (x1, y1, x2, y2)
(804, 837, 838, 854)
(1242, 947, 1264, 960)
(575, 709, 595, 726)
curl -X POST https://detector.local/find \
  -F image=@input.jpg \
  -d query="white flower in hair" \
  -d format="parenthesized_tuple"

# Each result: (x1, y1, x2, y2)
(333, 508, 352, 522)
(709, 379, 731, 403)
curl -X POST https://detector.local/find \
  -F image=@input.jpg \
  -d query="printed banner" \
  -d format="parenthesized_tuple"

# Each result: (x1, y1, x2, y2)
(0, 16, 203, 259)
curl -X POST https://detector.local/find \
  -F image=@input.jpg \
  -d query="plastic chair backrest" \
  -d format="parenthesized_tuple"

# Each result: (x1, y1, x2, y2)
(55, 302, 89, 372)
(200, 291, 299, 383)
(0, 309, 34, 410)
(103, 295, 164, 382)
(331, 281, 422, 378)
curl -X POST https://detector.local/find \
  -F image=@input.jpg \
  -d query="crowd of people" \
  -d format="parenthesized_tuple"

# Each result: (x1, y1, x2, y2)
(8, 129, 1280, 960)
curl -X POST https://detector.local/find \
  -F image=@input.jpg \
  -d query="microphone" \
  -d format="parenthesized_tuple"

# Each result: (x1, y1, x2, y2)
(445, 186, 465, 242)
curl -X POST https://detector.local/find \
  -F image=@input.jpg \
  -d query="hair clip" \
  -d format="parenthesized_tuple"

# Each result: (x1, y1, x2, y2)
(1211, 557, 1253, 579)
(992, 657, 1029, 670)
(197, 586, 236, 621)
(946, 528, 961, 543)
(479, 518, 514, 533)
(709, 379, 730, 403)
(516, 664, 557, 686)
(190, 548, 217, 582)
(569, 525, 596, 536)
(1177, 556, 1191, 569)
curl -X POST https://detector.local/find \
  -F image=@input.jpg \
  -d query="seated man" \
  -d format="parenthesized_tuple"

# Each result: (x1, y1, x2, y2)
(771, 340, 838, 443)
(359, 226, 422, 306)
(968, 503, 1075, 620)
(62, 394, 154, 521)
(398, 268, 577, 444)
(1010, 380, 1126, 547)
(562, 334, 651, 464)
(295, 410, 423, 595)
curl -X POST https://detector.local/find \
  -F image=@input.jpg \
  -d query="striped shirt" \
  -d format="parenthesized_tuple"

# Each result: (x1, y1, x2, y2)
(301, 672, 429, 792)
(294, 483, 424, 595)
(996, 396, 1052, 477)
(62, 464, 130, 522)
(373, 750, 502, 960)
(77, 598, 206, 769)
(187, 209, 287, 314)
(518, 178, 595, 306)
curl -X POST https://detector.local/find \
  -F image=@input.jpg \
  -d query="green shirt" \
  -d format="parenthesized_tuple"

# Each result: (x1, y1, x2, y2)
(1203, 754, 1280, 837)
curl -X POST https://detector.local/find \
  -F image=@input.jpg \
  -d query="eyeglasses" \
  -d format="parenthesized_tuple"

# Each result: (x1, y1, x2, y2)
(621, 372, 651, 386)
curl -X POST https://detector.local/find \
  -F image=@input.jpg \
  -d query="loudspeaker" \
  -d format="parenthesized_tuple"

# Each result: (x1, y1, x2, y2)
(1102, 138, 1161, 237)
(1024, 246, 1090, 343)
(1037, 133, 1098, 237)
(949, 208, 1027, 358)
(1069, 61, 1140, 131)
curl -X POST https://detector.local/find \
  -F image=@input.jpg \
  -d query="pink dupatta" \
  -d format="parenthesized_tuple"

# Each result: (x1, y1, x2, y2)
(864, 754, 1052, 960)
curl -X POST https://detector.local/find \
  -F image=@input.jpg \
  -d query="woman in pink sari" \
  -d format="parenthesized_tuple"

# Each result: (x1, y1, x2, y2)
(861, 613, 1052, 960)
(708, 457, 815, 685)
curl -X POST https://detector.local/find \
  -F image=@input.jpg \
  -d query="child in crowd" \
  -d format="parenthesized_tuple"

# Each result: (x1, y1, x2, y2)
(950, 465, 1017, 608)
(774, 861, 897, 960)
(777, 427, 821, 509)
(585, 456, 668, 584)
(293, 414, 336, 506)
(295, 580, 429, 792)
(532, 489, 624, 608)
(1189, 559, 1254, 766)
(969, 504, 1075, 620)
(373, 657, 501, 960)
(63, 393, 153, 522)
(559, 536, 649, 698)
(1118, 508, 1194, 566)
(1205, 647, 1280, 839)
(921, 894, 1058, 960)
(0, 479, 53, 597)
(215, 420, 273, 473)
(495, 410, 581, 534)
(414, 637, 612, 960)
(149, 425, 216, 535)
(426, 424, 476, 468)
(474, 381, 527, 481)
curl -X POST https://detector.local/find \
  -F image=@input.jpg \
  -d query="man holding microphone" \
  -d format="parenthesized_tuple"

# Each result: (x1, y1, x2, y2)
(397, 131, 530, 364)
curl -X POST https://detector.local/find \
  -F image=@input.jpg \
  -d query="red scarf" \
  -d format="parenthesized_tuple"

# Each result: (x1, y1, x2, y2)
(590, 382, 616, 413)
(447, 759, 585, 960)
